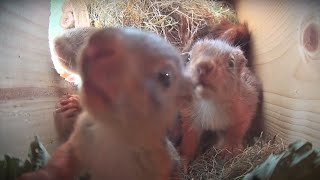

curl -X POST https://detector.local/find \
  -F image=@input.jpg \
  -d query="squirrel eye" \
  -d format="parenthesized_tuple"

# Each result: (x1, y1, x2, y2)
(186, 55, 191, 63)
(158, 71, 171, 88)
(181, 52, 191, 65)
(228, 58, 235, 68)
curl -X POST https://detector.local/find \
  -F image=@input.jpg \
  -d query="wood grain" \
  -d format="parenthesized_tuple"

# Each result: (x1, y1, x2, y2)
(0, 0, 74, 158)
(235, 0, 320, 146)
(70, 0, 90, 27)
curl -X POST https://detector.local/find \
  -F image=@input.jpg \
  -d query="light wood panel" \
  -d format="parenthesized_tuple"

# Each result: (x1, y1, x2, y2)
(0, 0, 73, 158)
(70, 0, 90, 27)
(235, 0, 320, 146)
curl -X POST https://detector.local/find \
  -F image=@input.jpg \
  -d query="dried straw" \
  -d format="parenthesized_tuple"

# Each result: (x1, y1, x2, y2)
(86, 2, 282, 179)
(88, 0, 238, 49)
(183, 133, 286, 180)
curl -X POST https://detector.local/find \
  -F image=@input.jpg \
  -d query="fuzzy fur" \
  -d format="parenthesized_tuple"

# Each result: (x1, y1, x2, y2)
(177, 21, 260, 172)
(20, 27, 192, 180)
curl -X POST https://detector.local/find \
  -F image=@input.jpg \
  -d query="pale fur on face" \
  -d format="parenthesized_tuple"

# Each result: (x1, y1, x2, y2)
(187, 39, 260, 132)
(192, 89, 232, 131)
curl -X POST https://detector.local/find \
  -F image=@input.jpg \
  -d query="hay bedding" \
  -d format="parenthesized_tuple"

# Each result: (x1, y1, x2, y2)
(53, 0, 289, 179)
(88, 0, 238, 50)
(183, 134, 285, 180)
(63, 1, 287, 179)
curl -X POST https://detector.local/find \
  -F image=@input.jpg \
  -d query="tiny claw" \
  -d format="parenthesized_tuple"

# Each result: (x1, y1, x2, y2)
(182, 160, 189, 174)
(56, 108, 63, 113)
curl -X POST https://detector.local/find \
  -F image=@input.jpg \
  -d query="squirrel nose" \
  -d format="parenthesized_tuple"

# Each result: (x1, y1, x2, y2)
(197, 62, 213, 76)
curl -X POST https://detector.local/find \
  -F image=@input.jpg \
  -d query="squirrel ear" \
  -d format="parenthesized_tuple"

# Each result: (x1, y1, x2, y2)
(53, 28, 98, 73)
(84, 29, 118, 62)
(181, 52, 191, 65)
(79, 29, 121, 79)
(53, 34, 78, 71)
(79, 29, 123, 107)
(233, 48, 248, 67)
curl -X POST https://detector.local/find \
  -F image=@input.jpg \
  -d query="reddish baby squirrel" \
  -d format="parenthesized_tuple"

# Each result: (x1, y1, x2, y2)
(183, 20, 252, 59)
(177, 22, 261, 172)
(20, 27, 193, 180)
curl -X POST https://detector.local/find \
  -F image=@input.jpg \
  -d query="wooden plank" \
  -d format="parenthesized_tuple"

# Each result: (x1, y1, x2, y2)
(0, 98, 58, 158)
(70, 0, 90, 27)
(235, 0, 320, 146)
(0, 0, 74, 158)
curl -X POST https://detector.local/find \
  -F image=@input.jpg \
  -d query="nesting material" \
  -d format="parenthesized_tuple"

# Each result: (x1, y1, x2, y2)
(58, 1, 282, 179)
(183, 134, 286, 180)
(88, 0, 238, 49)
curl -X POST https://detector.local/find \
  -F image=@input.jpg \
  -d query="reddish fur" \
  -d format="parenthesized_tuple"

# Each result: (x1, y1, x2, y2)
(21, 27, 191, 180)
(178, 21, 258, 171)
(171, 101, 200, 173)
(179, 114, 200, 173)
(189, 20, 250, 54)
(183, 20, 251, 64)
(222, 99, 256, 153)
(19, 142, 79, 180)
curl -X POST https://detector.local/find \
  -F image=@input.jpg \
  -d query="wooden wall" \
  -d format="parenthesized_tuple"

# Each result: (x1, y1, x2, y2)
(235, 0, 320, 146)
(0, 0, 72, 158)
(0, 0, 319, 158)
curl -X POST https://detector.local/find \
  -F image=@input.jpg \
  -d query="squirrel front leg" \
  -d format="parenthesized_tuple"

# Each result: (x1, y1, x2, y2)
(179, 118, 201, 173)
(19, 142, 80, 180)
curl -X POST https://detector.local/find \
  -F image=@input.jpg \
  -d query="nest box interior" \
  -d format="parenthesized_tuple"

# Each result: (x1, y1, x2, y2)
(0, 0, 319, 162)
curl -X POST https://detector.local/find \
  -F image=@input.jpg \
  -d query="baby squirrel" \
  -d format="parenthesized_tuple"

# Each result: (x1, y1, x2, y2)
(178, 22, 261, 172)
(20, 27, 193, 180)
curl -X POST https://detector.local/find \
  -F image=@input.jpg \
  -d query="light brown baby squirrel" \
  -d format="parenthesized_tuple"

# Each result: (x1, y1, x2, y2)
(20, 27, 193, 180)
